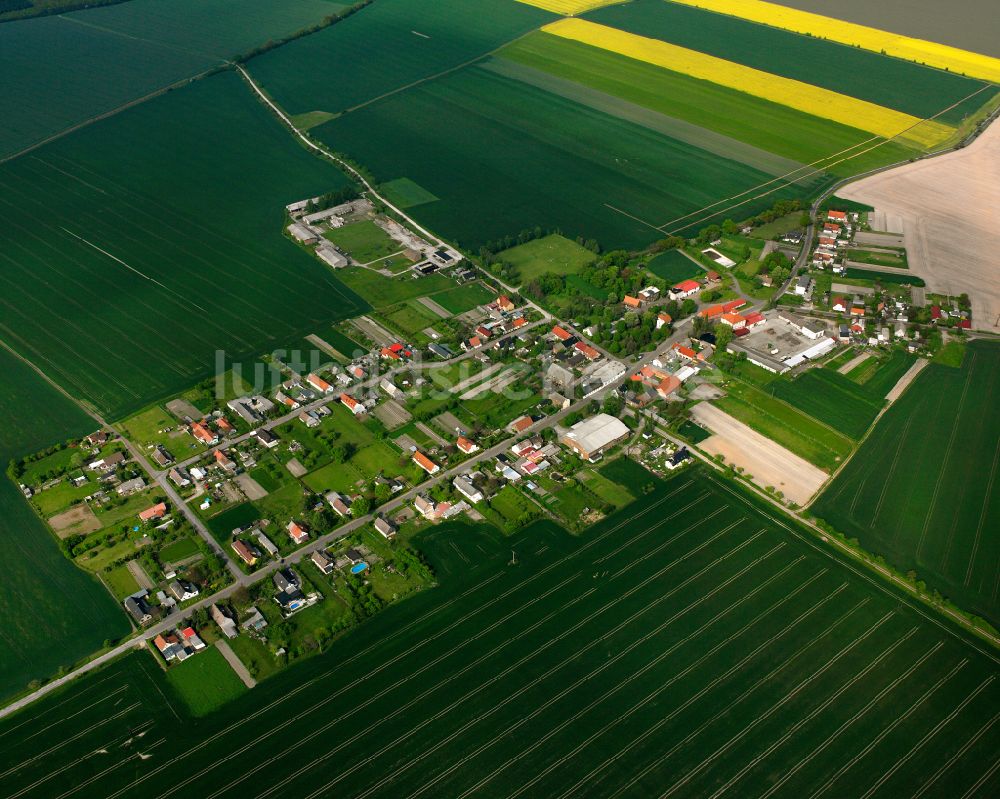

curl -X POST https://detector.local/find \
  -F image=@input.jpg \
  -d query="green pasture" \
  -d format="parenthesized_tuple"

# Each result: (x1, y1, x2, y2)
(246, 0, 555, 116)
(577, 469, 635, 508)
(0, 0, 346, 158)
(849, 248, 909, 269)
(380, 177, 440, 209)
(813, 340, 1000, 626)
(749, 212, 804, 240)
(158, 536, 201, 564)
(646, 249, 702, 283)
(323, 220, 400, 264)
(498, 234, 597, 284)
(103, 563, 141, 601)
(379, 301, 441, 339)
(431, 282, 496, 314)
(713, 381, 854, 470)
(768, 369, 884, 439)
(0, 348, 127, 703)
(0, 71, 366, 420)
(165, 645, 248, 717)
(587, 0, 991, 124)
(313, 64, 805, 250)
(499, 33, 918, 173)
(337, 268, 454, 309)
(5, 466, 1000, 797)
(205, 502, 261, 544)
(120, 406, 205, 461)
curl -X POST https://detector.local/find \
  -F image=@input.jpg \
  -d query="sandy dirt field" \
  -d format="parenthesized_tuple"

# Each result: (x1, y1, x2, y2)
(691, 403, 828, 506)
(840, 119, 1000, 332)
(373, 400, 411, 430)
(285, 458, 308, 478)
(235, 473, 268, 500)
(417, 296, 451, 319)
(838, 351, 873, 374)
(49, 504, 101, 538)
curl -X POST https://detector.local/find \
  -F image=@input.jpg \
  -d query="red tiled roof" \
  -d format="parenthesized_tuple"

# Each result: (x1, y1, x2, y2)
(552, 325, 572, 341)
(456, 436, 477, 453)
(699, 304, 724, 319)
(512, 416, 533, 432)
(307, 373, 332, 391)
(139, 502, 167, 521)
(340, 393, 360, 410)
(673, 279, 700, 292)
(413, 451, 439, 473)
(574, 341, 600, 360)
(722, 299, 746, 312)
(623, 295, 641, 308)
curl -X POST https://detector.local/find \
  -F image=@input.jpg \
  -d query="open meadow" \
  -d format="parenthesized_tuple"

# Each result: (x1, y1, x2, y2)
(0, 347, 128, 703)
(812, 340, 1000, 627)
(2, 465, 999, 797)
(0, 0, 345, 159)
(0, 70, 367, 419)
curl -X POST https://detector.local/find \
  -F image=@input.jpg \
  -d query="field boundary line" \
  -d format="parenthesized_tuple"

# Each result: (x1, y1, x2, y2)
(960, 749, 1000, 799)
(447, 552, 813, 799)
(49, 737, 166, 799)
(561, 585, 860, 799)
(911, 709, 1000, 799)
(0, 674, 115, 744)
(963, 411, 999, 588)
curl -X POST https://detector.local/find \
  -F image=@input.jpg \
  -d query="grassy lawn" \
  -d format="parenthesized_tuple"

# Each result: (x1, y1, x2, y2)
(713, 381, 853, 471)
(551, 484, 593, 523)
(158, 536, 201, 564)
(74, 536, 142, 574)
(248, 466, 283, 493)
(380, 177, 439, 209)
(302, 460, 365, 494)
(458, 389, 542, 430)
(19, 448, 78, 486)
(849, 248, 908, 268)
(88, 488, 164, 531)
(749, 212, 803, 239)
(32, 479, 97, 517)
(205, 502, 261, 543)
(351, 441, 405, 479)
(645, 249, 702, 283)
(498, 234, 596, 284)
(120, 405, 205, 460)
(934, 340, 967, 368)
(103, 564, 140, 600)
(431, 282, 496, 314)
(323, 220, 400, 264)
(338, 269, 455, 309)
(677, 420, 711, 444)
(490, 485, 536, 522)
(379, 301, 441, 339)
(165, 645, 248, 717)
(226, 634, 284, 682)
(578, 469, 635, 508)
(768, 369, 884, 440)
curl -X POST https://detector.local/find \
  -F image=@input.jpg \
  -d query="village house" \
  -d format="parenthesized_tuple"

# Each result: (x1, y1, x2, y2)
(509, 415, 534, 434)
(214, 449, 236, 472)
(117, 477, 146, 496)
(211, 604, 238, 639)
(656, 312, 672, 330)
(456, 436, 479, 454)
(169, 579, 199, 602)
(551, 325, 573, 342)
(561, 414, 631, 461)
(325, 491, 351, 517)
(232, 539, 259, 566)
(190, 420, 218, 446)
(310, 550, 335, 575)
(89, 450, 126, 472)
(255, 531, 279, 558)
(138, 502, 167, 523)
(287, 521, 309, 546)
(374, 517, 396, 539)
(412, 450, 440, 475)
(340, 393, 364, 416)
(574, 341, 601, 361)
(255, 428, 279, 449)
(623, 295, 642, 309)
(124, 592, 153, 625)
(669, 279, 700, 300)
(453, 474, 484, 503)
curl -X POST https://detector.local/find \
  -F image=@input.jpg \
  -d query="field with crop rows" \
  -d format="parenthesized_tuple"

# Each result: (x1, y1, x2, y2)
(313, 64, 803, 249)
(646, 249, 703, 283)
(0, 0, 343, 158)
(0, 347, 128, 703)
(246, 0, 555, 117)
(768, 369, 885, 440)
(812, 340, 1000, 627)
(0, 71, 367, 419)
(2, 466, 1000, 797)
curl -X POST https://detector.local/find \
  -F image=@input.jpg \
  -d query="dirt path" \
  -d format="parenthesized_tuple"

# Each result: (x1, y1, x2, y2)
(884, 358, 929, 402)
(838, 351, 873, 375)
(417, 296, 451, 319)
(691, 403, 828, 506)
(460, 370, 520, 400)
(216, 640, 256, 689)
(415, 421, 447, 447)
(127, 560, 154, 591)
(839, 118, 1000, 332)
(448, 362, 504, 394)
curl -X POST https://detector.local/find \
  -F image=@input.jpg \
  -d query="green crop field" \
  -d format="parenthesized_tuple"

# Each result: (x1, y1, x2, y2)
(812, 340, 1000, 627)
(3, 466, 1000, 797)
(499, 33, 918, 174)
(768, 369, 885, 440)
(158, 537, 201, 565)
(165, 645, 248, 717)
(0, 346, 128, 703)
(0, 71, 367, 419)
(0, 0, 344, 159)
(313, 64, 805, 250)
(499, 234, 597, 284)
(844, 268, 926, 286)
(246, 0, 555, 117)
(646, 249, 703, 283)
(856, 350, 918, 397)
(587, 0, 993, 123)
(713, 381, 854, 471)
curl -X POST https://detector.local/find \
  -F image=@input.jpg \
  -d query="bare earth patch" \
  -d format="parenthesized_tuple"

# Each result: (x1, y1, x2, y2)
(235, 473, 268, 501)
(49, 504, 101, 538)
(692, 403, 828, 506)
(883, 358, 929, 402)
(285, 458, 308, 478)
(839, 120, 1000, 332)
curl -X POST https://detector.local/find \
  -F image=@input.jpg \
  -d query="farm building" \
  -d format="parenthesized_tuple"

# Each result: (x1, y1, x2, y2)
(287, 222, 318, 245)
(561, 414, 630, 461)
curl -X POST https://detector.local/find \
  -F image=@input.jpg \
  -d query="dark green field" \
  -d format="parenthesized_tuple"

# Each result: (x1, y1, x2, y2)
(3, 466, 999, 798)
(813, 341, 1000, 627)
(586, 0, 994, 124)
(313, 64, 806, 250)
(246, 0, 555, 117)
(0, 0, 343, 158)
(0, 71, 367, 419)
(769, 369, 885, 440)
(0, 346, 128, 703)
(647, 249, 703, 283)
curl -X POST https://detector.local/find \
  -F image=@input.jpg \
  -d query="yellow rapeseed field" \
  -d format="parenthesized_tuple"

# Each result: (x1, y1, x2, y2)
(515, 0, 625, 15)
(543, 18, 954, 147)
(668, 0, 1000, 85)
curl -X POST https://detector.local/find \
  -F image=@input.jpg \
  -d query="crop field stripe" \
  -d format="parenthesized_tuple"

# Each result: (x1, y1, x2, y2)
(118, 484, 692, 799)
(758, 644, 957, 798)
(286, 513, 758, 799)
(966, 438, 1000, 586)
(854, 676, 996, 799)
(447, 554, 816, 799)
(541, 18, 952, 144)
(0, 674, 117, 743)
(667, 0, 1000, 84)
(515, 0, 622, 14)
(912, 710, 1000, 798)
(556, 584, 862, 799)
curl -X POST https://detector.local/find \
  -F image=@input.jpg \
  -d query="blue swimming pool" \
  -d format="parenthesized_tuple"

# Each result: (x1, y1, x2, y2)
(351, 562, 369, 574)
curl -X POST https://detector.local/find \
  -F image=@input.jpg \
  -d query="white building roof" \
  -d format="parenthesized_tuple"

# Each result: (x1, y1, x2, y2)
(564, 414, 630, 455)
